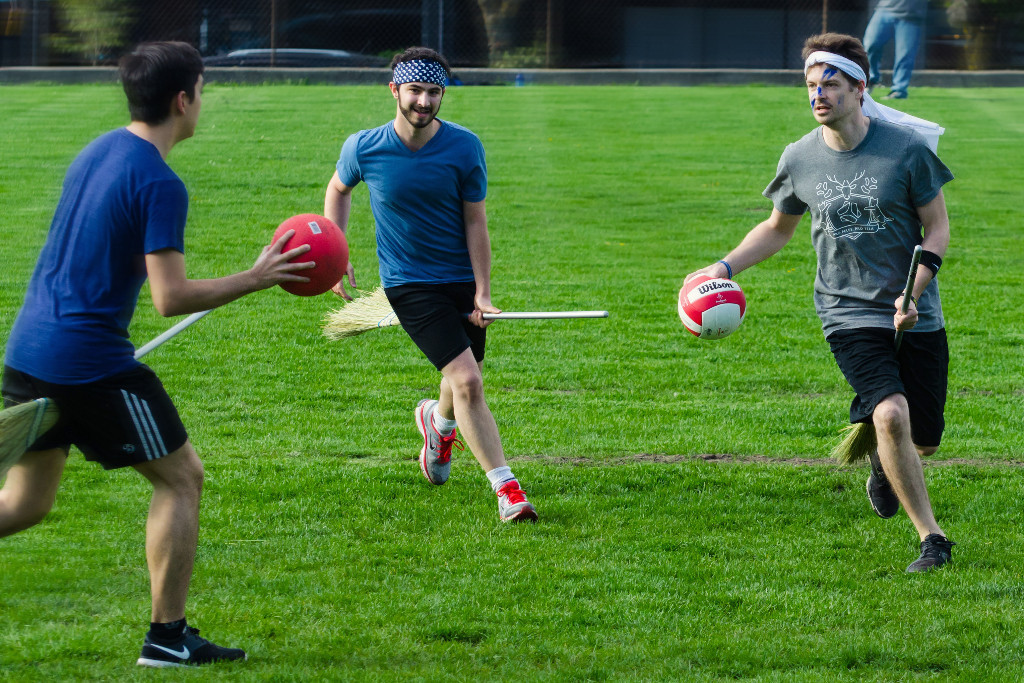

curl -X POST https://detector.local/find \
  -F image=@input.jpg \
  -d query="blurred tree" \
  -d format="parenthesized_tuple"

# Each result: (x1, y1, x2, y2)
(51, 0, 131, 65)
(947, 0, 1024, 69)
(476, 0, 530, 65)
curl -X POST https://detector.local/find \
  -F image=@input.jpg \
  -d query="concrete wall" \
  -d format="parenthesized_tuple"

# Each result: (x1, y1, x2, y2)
(3, 66, 1023, 87)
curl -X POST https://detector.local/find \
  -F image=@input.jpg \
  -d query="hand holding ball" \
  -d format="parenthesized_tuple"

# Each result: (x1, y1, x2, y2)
(272, 214, 348, 296)
(679, 275, 746, 339)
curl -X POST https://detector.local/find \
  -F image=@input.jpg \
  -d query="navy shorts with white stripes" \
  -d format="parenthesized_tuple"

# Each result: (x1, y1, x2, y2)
(2, 364, 189, 469)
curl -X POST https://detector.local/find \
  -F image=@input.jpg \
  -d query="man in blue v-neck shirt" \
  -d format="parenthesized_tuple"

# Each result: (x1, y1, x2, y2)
(325, 47, 537, 523)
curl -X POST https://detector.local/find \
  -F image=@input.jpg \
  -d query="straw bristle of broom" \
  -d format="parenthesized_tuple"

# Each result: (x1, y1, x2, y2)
(323, 286, 402, 340)
(830, 421, 876, 466)
(0, 398, 60, 478)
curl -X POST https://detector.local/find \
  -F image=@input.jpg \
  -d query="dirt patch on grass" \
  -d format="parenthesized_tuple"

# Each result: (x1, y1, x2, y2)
(513, 453, 1024, 468)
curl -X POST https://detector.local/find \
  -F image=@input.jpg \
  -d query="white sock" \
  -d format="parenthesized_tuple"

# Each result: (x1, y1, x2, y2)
(485, 466, 516, 493)
(431, 408, 457, 435)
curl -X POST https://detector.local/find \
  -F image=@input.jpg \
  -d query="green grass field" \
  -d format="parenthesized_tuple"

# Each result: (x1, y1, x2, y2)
(1, 83, 1023, 681)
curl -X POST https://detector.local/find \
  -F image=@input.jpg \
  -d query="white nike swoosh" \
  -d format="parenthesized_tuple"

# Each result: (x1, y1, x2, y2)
(150, 643, 190, 659)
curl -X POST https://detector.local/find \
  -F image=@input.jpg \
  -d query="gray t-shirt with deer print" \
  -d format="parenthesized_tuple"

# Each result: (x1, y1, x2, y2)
(764, 118, 953, 336)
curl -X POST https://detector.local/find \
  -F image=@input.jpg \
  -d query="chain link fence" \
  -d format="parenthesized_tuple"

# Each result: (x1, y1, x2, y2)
(3, 1, 1022, 69)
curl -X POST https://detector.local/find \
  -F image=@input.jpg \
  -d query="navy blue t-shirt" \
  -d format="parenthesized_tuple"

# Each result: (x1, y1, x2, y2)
(336, 120, 487, 287)
(5, 128, 188, 383)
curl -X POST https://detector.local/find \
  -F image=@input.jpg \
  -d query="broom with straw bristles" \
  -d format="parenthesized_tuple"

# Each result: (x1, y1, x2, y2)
(0, 398, 60, 478)
(831, 245, 922, 466)
(0, 310, 212, 479)
(831, 420, 879, 467)
(323, 287, 401, 339)
(323, 286, 609, 340)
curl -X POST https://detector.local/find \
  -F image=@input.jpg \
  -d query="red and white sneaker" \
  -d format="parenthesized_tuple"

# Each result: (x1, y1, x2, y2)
(496, 480, 538, 523)
(415, 399, 462, 485)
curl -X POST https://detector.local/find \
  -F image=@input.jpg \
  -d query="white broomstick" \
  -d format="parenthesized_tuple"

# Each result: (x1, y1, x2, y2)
(831, 245, 923, 466)
(0, 310, 211, 479)
(323, 286, 608, 340)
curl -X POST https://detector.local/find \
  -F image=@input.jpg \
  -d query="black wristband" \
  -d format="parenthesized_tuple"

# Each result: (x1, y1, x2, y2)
(920, 250, 943, 275)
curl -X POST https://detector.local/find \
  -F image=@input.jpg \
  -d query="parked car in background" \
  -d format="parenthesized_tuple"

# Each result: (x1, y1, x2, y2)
(203, 48, 387, 67)
(191, 1, 486, 67)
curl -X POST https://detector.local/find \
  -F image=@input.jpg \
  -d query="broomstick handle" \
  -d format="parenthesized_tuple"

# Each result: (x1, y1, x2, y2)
(894, 245, 923, 352)
(480, 311, 609, 320)
(134, 310, 212, 359)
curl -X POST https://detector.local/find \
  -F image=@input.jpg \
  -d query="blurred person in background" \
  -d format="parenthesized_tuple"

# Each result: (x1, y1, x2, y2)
(863, 0, 929, 99)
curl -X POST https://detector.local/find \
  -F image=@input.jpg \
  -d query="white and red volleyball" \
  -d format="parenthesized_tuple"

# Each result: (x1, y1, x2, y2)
(678, 275, 746, 340)
(272, 213, 348, 297)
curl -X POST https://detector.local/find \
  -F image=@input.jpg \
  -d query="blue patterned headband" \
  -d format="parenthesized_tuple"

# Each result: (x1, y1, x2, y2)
(392, 59, 448, 88)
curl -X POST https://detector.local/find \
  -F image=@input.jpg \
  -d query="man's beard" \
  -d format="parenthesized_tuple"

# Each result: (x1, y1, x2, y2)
(401, 100, 440, 128)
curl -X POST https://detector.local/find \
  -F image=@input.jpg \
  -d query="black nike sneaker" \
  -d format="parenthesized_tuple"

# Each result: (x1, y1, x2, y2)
(137, 625, 247, 668)
(866, 450, 899, 519)
(907, 534, 955, 573)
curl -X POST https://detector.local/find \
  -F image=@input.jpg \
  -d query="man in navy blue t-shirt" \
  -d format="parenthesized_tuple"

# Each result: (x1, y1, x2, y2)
(1, 42, 312, 667)
(325, 47, 537, 523)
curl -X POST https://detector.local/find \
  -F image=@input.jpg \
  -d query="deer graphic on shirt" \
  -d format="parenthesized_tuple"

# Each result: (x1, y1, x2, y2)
(815, 171, 893, 240)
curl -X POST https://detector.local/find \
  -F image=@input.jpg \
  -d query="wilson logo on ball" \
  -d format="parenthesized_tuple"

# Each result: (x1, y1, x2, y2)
(678, 275, 746, 340)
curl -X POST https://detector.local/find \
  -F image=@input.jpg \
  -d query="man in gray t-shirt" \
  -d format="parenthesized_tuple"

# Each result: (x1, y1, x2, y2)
(764, 117, 952, 337)
(687, 33, 955, 573)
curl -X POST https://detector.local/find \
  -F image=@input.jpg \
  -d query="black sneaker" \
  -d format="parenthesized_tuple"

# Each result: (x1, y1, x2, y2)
(907, 534, 955, 573)
(866, 450, 899, 519)
(137, 626, 247, 668)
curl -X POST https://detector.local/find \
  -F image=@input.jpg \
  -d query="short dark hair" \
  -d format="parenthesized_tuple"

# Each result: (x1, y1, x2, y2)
(389, 46, 451, 78)
(119, 42, 204, 125)
(801, 33, 869, 88)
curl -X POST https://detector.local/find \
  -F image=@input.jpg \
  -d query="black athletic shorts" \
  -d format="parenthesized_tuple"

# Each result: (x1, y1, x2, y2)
(2, 364, 189, 469)
(826, 327, 948, 448)
(384, 282, 486, 370)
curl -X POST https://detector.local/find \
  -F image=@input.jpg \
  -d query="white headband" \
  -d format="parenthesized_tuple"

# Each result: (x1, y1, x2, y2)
(804, 50, 944, 153)
(804, 50, 867, 83)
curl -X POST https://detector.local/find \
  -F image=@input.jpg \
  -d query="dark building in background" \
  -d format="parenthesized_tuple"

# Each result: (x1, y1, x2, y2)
(129, 0, 488, 67)
(2, 0, 1022, 70)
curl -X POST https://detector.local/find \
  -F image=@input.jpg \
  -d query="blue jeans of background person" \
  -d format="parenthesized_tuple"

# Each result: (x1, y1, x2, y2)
(864, 10, 925, 96)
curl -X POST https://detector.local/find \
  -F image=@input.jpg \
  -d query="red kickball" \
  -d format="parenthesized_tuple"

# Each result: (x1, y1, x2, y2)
(272, 213, 348, 296)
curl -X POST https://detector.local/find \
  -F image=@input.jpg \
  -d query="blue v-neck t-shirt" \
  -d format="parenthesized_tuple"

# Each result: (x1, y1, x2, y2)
(336, 119, 487, 287)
